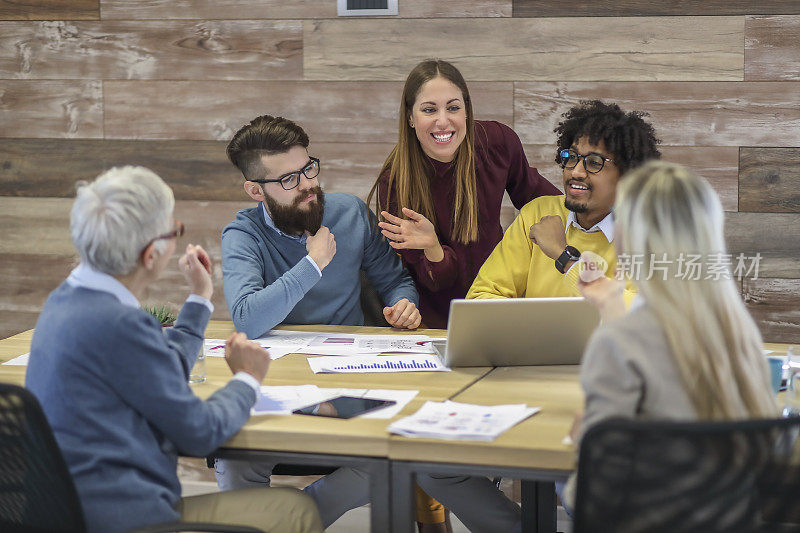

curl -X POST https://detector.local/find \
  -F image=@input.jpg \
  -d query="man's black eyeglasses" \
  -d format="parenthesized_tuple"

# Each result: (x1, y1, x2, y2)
(558, 149, 614, 174)
(250, 157, 320, 190)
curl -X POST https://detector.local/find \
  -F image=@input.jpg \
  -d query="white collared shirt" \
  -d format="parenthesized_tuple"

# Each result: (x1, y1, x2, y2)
(565, 210, 615, 242)
(563, 211, 614, 276)
(629, 293, 645, 312)
(67, 262, 141, 308)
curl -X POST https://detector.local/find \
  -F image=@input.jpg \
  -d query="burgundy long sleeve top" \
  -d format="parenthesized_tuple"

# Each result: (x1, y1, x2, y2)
(377, 120, 561, 328)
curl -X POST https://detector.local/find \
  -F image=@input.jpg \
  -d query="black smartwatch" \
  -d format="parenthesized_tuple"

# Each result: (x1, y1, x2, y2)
(555, 245, 581, 274)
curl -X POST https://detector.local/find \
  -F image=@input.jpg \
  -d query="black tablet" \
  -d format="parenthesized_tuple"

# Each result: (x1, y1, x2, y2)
(292, 396, 396, 419)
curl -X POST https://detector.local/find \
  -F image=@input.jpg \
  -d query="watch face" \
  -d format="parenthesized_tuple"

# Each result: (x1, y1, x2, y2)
(556, 246, 581, 273)
(565, 246, 581, 259)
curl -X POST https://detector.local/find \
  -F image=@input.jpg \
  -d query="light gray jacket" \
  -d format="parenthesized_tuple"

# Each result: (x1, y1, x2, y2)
(564, 305, 698, 509)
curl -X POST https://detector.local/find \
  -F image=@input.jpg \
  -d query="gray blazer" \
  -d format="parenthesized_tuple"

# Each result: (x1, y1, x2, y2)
(578, 305, 698, 442)
(563, 305, 698, 509)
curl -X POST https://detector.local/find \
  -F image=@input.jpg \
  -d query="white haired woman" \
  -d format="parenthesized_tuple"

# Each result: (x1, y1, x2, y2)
(26, 166, 322, 533)
(563, 160, 778, 509)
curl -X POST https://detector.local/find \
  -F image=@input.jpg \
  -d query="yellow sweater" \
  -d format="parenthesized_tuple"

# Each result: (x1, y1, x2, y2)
(467, 195, 629, 299)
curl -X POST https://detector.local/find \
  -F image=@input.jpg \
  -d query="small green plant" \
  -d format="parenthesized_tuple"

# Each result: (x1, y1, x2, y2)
(143, 304, 177, 326)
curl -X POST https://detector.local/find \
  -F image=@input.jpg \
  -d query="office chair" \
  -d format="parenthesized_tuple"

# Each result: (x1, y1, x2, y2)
(572, 417, 800, 533)
(0, 383, 262, 533)
(359, 269, 386, 327)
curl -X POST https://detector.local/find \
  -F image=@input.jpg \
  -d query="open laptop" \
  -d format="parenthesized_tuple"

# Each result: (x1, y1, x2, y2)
(434, 297, 601, 367)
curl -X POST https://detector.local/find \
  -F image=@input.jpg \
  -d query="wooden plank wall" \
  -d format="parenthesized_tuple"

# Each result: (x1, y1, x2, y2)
(1, 1, 799, 342)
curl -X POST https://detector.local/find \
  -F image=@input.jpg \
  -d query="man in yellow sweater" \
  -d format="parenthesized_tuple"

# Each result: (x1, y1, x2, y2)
(467, 100, 661, 299)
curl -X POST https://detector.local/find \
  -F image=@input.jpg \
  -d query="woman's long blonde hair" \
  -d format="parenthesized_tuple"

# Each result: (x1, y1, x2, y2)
(366, 59, 479, 244)
(615, 161, 777, 419)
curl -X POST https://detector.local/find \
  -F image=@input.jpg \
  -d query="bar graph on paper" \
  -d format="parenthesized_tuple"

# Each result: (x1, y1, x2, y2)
(307, 354, 449, 374)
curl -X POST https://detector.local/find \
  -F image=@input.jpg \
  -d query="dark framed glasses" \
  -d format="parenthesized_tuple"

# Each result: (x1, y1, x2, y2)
(144, 220, 185, 249)
(250, 157, 320, 190)
(558, 149, 614, 174)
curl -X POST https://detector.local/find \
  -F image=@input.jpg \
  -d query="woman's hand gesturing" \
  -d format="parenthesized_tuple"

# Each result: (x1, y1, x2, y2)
(379, 207, 444, 262)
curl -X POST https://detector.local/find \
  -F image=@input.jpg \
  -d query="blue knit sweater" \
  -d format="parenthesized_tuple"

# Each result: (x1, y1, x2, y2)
(221, 192, 418, 338)
(26, 282, 256, 533)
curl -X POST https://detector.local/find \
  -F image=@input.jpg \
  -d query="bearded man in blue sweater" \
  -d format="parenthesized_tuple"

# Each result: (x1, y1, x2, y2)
(215, 115, 420, 527)
(25, 166, 322, 533)
(220, 114, 421, 339)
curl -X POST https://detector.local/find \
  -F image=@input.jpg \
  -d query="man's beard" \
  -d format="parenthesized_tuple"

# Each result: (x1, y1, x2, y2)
(264, 186, 325, 235)
(564, 197, 588, 214)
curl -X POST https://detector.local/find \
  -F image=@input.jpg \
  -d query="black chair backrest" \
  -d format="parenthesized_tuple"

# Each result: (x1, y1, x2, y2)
(359, 270, 386, 327)
(573, 417, 800, 533)
(0, 383, 86, 532)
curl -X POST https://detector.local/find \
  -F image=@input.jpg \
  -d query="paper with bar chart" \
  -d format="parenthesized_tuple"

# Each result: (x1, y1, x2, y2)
(307, 354, 449, 373)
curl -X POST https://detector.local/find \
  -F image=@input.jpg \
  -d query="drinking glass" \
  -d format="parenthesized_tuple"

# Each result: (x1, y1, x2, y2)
(783, 346, 800, 417)
(189, 348, 206, 384)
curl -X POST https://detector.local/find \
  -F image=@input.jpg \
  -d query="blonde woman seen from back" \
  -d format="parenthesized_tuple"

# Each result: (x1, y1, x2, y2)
(563, 161, 778, 509)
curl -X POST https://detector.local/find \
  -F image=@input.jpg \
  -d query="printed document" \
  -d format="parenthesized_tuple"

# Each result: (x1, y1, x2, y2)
(296, 334, 436, 356)
(204, 339, 298, 360)
(307, 354, 448, 373)
(388, 401, 540, 441)
(1, 352, 29, 366)
(257, 330, 322, 347)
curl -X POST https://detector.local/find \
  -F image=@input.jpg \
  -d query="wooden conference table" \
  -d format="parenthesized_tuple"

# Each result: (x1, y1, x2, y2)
(195, 323, 579, 533)
(1, 323, 789, 532)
